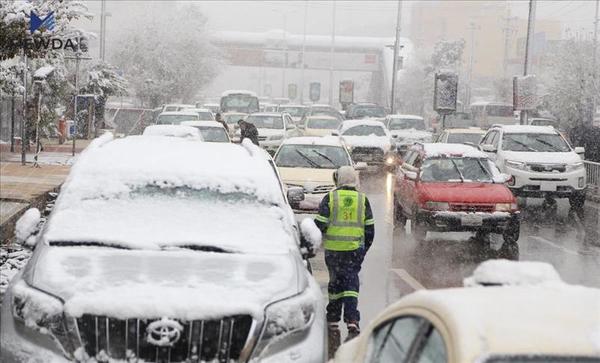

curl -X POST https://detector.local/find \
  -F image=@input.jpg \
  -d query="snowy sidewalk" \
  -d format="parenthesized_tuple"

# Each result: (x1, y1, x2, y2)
(0, 160, 71, 243)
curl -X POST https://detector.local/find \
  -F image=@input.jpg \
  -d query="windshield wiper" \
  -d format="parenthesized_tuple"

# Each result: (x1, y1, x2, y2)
(167, 244, 232, 253)
(311, 150, 337, 167)
(49, 241, 131, 249)
(533, 138, 562, 152)
(507, 138, 537, 152)
(450, 159, 465, 183)
(296, 149, 323, 168)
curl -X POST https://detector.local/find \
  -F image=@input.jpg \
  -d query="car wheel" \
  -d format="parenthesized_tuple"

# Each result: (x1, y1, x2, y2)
(568, 192, 586, 211)
(394, 198, 407, 227)
(503, 220, 520, 244)
(410, 218, 427, 241)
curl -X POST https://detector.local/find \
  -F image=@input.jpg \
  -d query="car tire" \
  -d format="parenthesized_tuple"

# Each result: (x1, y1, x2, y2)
(568, 192, 586, 211)
(410, 218, 427, 242)
(502, 220, 520, 244)
(394, 198, 407, 227)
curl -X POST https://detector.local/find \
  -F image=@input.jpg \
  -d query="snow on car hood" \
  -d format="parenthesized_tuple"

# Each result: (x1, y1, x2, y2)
(502, 150, 582, 164)
(45, 197, 297, 254)
(257, 128, 285, 137)
(341, 135, 392, 152)
(390, 129, 432, 141)
(279, 167, 335, 187)
(30, 246, 302, 320)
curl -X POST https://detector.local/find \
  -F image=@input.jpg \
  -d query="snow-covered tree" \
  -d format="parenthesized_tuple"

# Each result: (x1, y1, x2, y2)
(111, 4, 220, 107)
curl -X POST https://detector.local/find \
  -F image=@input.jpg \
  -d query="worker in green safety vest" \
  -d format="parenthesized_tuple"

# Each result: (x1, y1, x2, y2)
(314, 165, 375, 357)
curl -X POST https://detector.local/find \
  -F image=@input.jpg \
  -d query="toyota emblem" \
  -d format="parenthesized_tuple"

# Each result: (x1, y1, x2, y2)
(146, 318, 183, 347)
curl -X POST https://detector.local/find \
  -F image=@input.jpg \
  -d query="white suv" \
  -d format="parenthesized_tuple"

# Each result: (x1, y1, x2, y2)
(479, 125, 586, 208)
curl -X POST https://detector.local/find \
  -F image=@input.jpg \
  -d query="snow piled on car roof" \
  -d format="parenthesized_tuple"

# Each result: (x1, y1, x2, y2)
(464, 259, 562, 287)
(422, 143, 487, 158)
(142, 125, 202, 139)
(340, 119, 387, 133)
(282, 136, 344, 147)
(497, 125, 557, 134)
(181, 121, 226, 129)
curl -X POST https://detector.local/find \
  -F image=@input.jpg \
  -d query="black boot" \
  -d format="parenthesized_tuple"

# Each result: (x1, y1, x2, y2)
(328, 322, 341, 359)
(345, 321, 360, 342)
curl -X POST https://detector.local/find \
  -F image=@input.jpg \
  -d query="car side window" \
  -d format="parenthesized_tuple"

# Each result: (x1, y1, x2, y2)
(481, 131, 493, 145)
(403, 151, 417, 167)
(367, 316, 424, 363)
(414, 327, 447, 363)
(490, 131, 499, 148)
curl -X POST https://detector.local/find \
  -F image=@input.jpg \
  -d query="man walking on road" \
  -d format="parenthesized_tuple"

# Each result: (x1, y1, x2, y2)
(314, 166, 375, 358)
(237, 119, 259, 146)
(215, 113, 229, 133)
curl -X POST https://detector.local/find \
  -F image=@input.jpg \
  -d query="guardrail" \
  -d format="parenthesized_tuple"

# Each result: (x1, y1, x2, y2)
(584, 160, 600, 194)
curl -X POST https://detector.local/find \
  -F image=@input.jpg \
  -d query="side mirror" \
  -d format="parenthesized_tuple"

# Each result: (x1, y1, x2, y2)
(480, 144, 497, 153)
(15, 208, 41, 246)
(354, 162, 368, 171)
(574, 146, 585, 155)
(287, 186, 305, 204)
(405, 171, 418, 181)
(299, 218, 322, 259)
(493, 173, 512, 184)
(331, 130, 340, 136)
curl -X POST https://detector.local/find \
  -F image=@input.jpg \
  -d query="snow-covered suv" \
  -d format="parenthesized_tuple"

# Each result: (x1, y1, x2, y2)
(1, 134, 325, 363)
(480, 125, 586, 208)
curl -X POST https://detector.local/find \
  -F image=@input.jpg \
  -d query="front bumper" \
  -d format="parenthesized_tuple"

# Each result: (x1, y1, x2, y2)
(417, 210, 519, 233)
(505, 166, 586, 198)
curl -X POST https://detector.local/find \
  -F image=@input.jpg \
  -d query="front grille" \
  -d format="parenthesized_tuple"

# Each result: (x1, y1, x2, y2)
(527, 163, 566, 173)
(76, 314, 253, 363)
(312, 184, 335, 194)
(351, 147, 384, 162)
(450, 203, 494, 213)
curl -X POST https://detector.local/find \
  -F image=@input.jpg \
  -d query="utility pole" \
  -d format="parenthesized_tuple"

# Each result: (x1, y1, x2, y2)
(390, 0, 403, 114)
(502, 14, 518, 79)
(466, 21, 479, 107)
(65, 51, 92, 156)
(21, 52, 27, 166)
(329, 1, 336, 106)
(520, 0, 536, 125)
(592, 0, 599, 120)
(281, 14, 287, 98)
(99, 0, 106, 61)
(300, 0, 308, 104)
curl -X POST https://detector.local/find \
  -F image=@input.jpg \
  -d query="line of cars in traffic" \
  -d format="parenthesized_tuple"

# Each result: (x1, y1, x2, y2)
(3, 99, 598, 362)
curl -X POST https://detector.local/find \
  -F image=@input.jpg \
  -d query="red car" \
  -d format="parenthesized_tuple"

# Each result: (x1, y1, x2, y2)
(394, 143, 520, 243)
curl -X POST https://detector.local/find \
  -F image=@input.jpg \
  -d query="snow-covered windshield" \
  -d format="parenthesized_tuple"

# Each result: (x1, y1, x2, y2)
(275, 145, 350, 169)
(343, 125, 386, 137)
(246, 115, 284, 129)
(279, 106, 306, 117)
(196, 127, 229, 142)
(307, 118, 341, 129)
(157, 114, 199, 124)
(388, 118, 425, 130)
(421, 157, 493, 182)
(352, 106, 385, 118)
(447, 133, 484, 144)
(502, 133, 570, 152)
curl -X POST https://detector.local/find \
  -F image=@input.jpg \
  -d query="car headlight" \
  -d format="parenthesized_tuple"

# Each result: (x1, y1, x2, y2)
(11, 281, 78, 357)
(424, 201, 450, 211)
(566, 162, 584, 171)
(495, 203, 517, 212)
(252, 288, 316, 359)
(269, 134, 284, 141)
(505, 160, 528, 171)
(385, 156, 396, 165)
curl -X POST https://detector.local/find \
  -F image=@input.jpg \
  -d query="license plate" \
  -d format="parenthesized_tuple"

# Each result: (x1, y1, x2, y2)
(461, 214, 483, 226)
(540, 181, 556, 191)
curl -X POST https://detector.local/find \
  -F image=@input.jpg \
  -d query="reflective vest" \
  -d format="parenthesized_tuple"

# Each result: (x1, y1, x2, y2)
(320, 189, 366, 251)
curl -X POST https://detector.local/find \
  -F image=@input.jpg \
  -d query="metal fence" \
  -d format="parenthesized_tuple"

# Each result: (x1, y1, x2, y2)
(585, 161, 600, 194)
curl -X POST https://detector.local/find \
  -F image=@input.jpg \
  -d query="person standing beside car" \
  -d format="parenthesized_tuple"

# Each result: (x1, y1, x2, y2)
(314, 166, 375, 358)
(215, 112, 229, 133)
(238, 119, 259, 146)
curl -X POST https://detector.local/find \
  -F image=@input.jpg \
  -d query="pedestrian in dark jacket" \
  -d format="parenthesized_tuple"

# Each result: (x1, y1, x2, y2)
(215, 113, 229, 133)
(314, 166, 375, 358)
(238, 120, 259, 146)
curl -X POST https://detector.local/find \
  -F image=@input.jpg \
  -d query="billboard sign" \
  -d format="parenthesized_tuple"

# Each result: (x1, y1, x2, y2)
(309, 82, 321, 102)
(339, 80, 354, 104)
(513, 75, 537, 111)
(433, 71, 458, 113)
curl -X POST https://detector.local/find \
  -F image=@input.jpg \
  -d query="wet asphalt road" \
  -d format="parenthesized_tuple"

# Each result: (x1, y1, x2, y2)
(303, 170, 600, 330)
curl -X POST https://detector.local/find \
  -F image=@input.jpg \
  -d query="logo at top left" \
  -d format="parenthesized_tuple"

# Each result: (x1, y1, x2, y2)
(30, 11, 55, 33)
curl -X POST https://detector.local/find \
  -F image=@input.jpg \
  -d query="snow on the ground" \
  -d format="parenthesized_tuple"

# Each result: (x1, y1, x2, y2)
(463, 259, 562, 287)
(14, 208, 40, 245)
